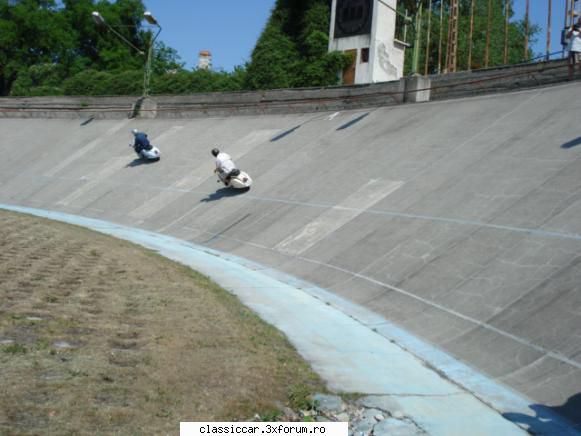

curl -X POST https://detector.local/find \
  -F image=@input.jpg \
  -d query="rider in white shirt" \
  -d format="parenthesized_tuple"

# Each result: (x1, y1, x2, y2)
(212, 148, 238, 185)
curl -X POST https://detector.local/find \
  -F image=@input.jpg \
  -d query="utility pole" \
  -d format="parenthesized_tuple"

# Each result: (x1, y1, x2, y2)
(485, 0, 492, 67)
(437, 0, 444, 73)
(524, 0, 530, 60)
(546, 0, 552, 60)
(504, 0, 510, 64)
(445, 0, 459, 73)
(424, 0, 433, 75)
(468, 0, 475, 69)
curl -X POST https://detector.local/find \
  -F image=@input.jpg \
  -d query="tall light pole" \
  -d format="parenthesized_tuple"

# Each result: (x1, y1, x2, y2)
(468, 0, 475, 69)
(546, 0, 552, 61)
(142, 11, 162, 97)
(524, 0, 529, 60)
(91, 10, 161, 97)
(411, 0, 423, 75)
(424, 0, 433, 75)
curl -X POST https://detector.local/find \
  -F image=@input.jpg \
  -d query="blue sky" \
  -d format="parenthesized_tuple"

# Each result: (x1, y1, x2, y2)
(142, 0, 276, 71)
(512, 0, 574, 59)
(141, 1, 573, 72)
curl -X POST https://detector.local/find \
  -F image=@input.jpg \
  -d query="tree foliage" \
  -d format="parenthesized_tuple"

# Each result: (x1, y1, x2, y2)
(244, 0, 351, 89)
(1, 0, 543, 96)
(1, 0, 183, 96)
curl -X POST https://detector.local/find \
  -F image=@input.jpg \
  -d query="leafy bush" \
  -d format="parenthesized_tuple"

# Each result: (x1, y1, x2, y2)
(105, 69, 143, 95)
(63, 69, 112, 96)
(10, 63, 66, 96)
(152, 68, 246, 95)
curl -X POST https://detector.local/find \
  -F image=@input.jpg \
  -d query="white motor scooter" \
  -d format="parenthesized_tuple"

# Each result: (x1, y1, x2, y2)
(216, 168, 252, 190)
(130, 144, 161, 161)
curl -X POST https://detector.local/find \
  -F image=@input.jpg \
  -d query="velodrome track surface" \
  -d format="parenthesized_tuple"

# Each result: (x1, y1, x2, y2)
(1, 82, 580, 427)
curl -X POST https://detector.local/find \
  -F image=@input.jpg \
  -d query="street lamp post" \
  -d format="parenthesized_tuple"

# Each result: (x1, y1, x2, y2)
(142, 11, 162, 97)
(91, 10, 161, 97)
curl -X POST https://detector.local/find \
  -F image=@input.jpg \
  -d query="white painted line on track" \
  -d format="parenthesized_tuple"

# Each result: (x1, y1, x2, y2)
(44, 119, 131, 177)
(152, 125, 184, 144)
(276, 179, 404, 255)
(57, 157, 128, 207)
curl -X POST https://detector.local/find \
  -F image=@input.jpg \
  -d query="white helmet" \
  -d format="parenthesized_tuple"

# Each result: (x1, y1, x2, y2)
(131, 128, 138, 136)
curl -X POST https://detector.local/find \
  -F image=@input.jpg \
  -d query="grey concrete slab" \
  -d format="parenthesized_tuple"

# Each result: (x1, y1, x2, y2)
(1, 82, 581, 430)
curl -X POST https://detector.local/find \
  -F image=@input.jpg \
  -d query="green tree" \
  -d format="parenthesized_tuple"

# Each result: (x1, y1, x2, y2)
(0, 0, 74, 95)
(151, 41, 184, 75)
(245, 20, 301, 90)
(151, 67, 246, 95)
(3, 0, 184, 96)
(245, 0, 350, 90)
(10, 63, 65, 96)
(62, 69, 111, 95)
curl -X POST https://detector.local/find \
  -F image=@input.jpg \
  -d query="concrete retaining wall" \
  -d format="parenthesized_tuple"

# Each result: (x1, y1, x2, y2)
(429, 59, 569, 101)
(0, 59, 572, 120)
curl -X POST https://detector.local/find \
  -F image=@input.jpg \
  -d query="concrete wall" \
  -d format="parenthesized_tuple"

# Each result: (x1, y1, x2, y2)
(429, 59, 570, 100)
(0, 59, 572, 120)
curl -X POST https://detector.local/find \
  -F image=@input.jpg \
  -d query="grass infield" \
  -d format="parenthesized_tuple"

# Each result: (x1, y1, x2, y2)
(0, 210, 325, 435)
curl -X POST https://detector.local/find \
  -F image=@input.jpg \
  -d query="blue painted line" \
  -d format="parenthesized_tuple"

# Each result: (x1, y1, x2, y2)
(4, 167, 580, 243)
(1, 204, 579, 435)
(240, 194, 581, 242)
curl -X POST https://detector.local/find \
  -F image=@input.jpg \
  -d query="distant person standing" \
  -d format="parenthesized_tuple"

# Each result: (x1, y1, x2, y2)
(567, 24, 581, 80)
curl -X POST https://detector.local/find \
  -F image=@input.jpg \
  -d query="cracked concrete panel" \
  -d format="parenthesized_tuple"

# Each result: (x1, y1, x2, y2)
(492, 188, 580, 230)
(44, 119, 132, 178)
(489, 261, 581, 362)
(539, 162, 581, 195)
(57, 157, 129, 208)
(364, 288, 477, 345)
(542, 196, 581, 236)
(501, 355, 581, 406)
(444, 325, 548, 378)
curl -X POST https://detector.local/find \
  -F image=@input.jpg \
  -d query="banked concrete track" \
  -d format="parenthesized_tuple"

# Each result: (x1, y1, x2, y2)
(1, 82, 580, 429)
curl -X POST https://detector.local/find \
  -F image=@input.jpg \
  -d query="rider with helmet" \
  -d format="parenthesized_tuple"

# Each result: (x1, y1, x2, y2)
(131, 128, 152, 156)
(212, 148, 239, 185)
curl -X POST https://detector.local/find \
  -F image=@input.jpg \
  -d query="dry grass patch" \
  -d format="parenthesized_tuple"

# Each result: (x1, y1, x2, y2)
(0, 210, 325, 435)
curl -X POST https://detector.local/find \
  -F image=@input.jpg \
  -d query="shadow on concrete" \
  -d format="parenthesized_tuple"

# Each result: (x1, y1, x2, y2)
(126, 158, 159, 168)
(271, 125, 301, 142)
(502, 393, 581, 434)
(561, 137, 581, 149)
(337, 112, 369, 130)
(201, 187, 250, 202)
